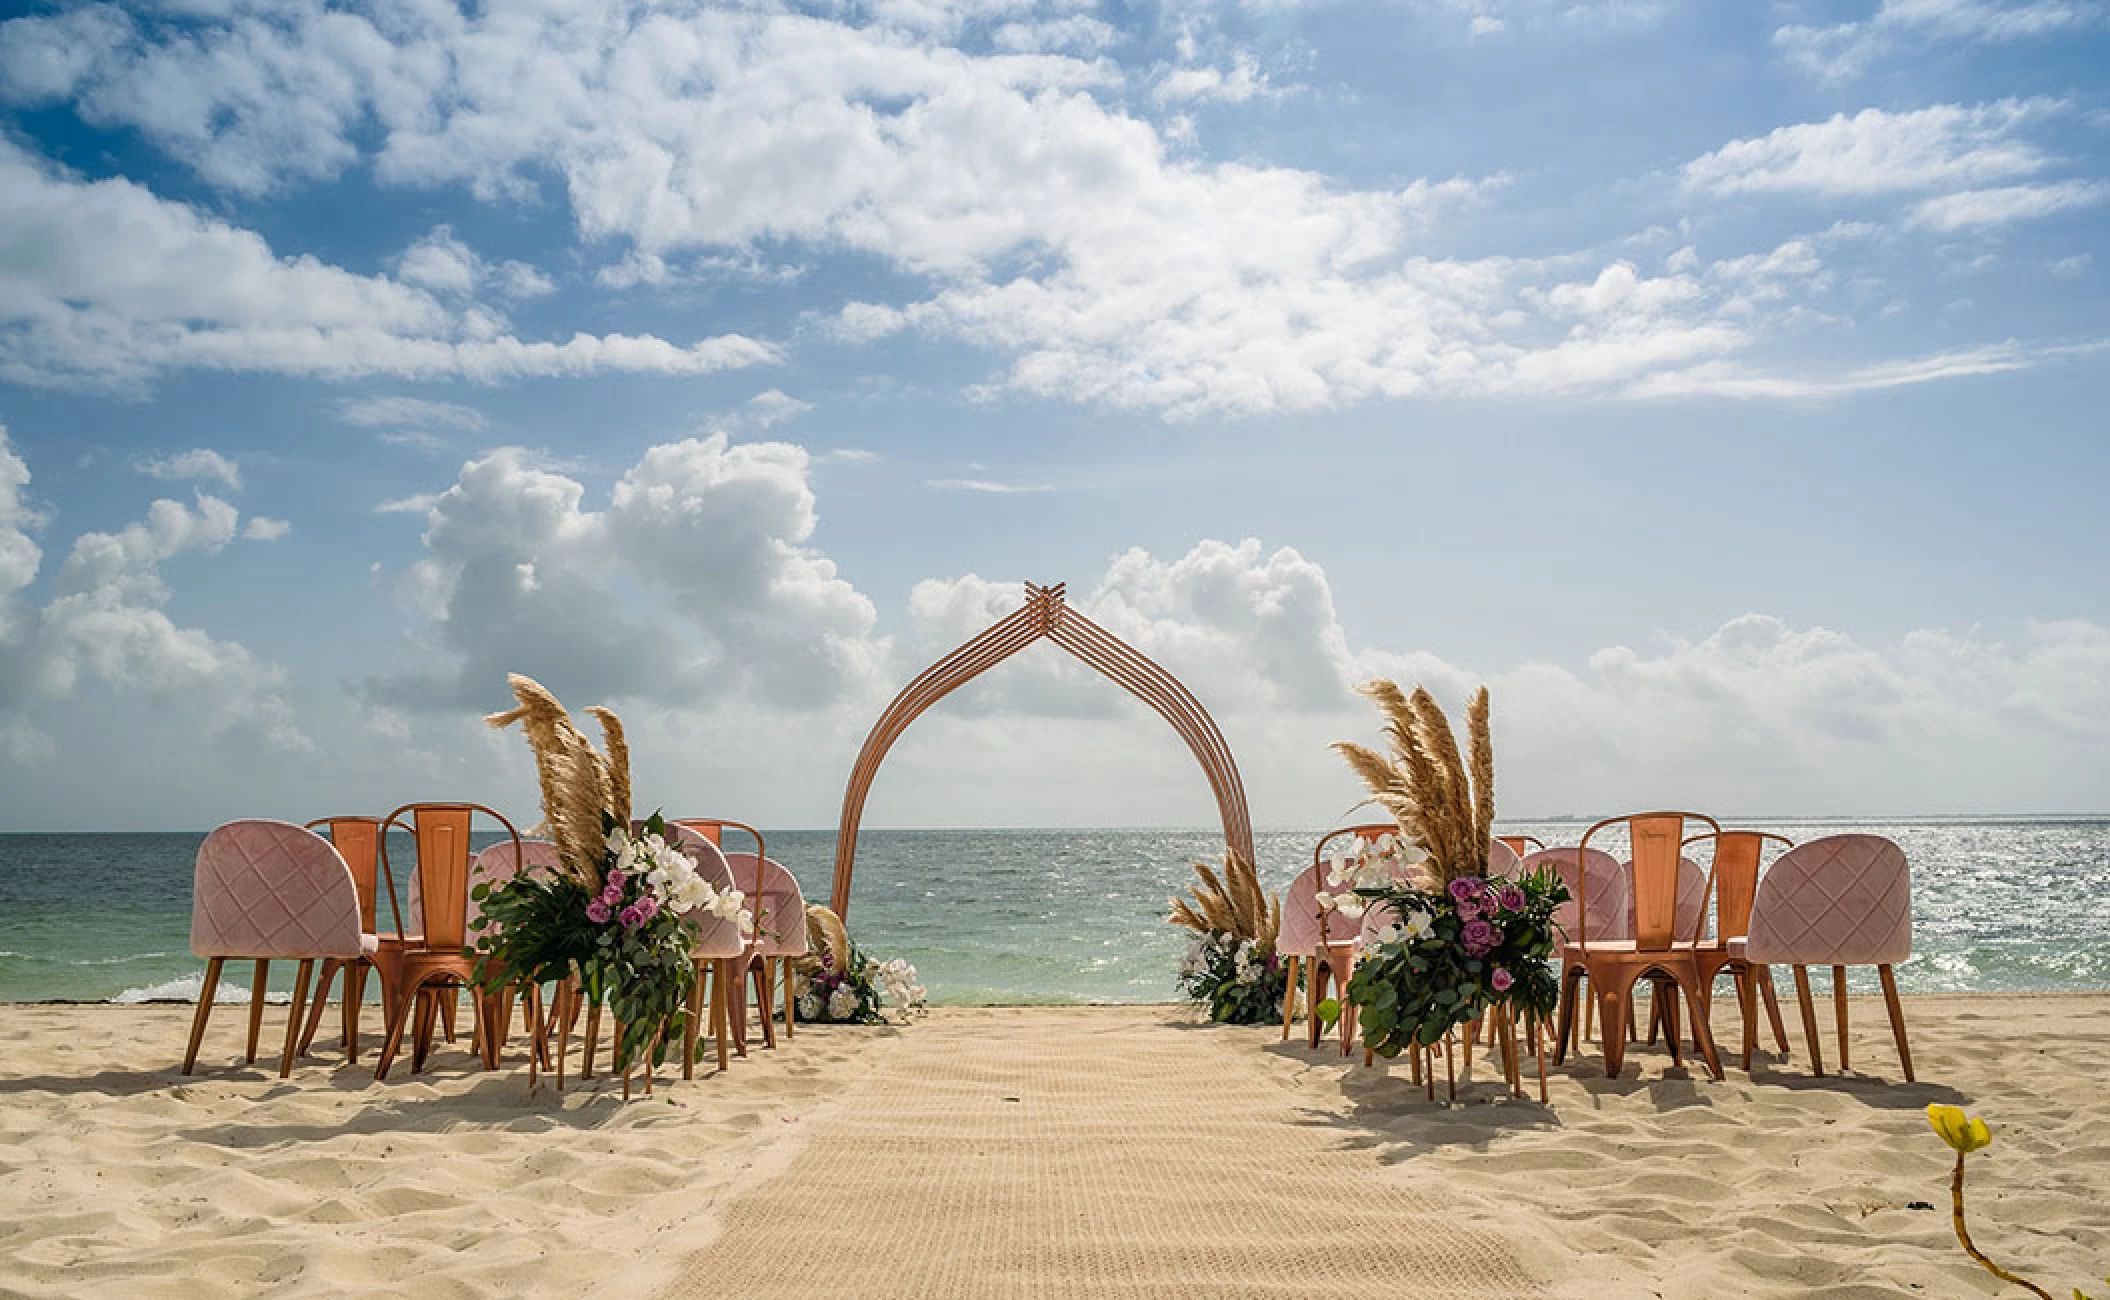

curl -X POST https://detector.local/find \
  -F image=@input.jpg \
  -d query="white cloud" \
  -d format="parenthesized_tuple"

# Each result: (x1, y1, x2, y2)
(1153, 53, 1271, 105)
(368, 434, 884, 711)
(926, 477, 1055, 493)
(1775, 0, 2108, 82)
(134, 448, 243, 491)
(2051, 253, 2094, 276)
(820, 448, 882, 463)
(1908, 180, 2110, 231)
(242, 516, 291, 541)
(374, 494, 440, 516)
(1681, 101, 2056, 197)
(0, 429, 307, 755)
(0, 139, 776, 391)
(1628, 342, 2045, 399)
(743, 389, 814, 429)
(394, 225, 556, 300)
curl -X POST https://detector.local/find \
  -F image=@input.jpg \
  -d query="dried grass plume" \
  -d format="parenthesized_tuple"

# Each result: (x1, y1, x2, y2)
(1168, 853, 1280, 947)
(1333, 681, 1496, 883)
(485, 674, 629, 888)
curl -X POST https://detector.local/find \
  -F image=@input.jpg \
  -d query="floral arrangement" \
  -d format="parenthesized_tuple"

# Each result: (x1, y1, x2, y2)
(1168, 853, 1287, 1025)
(1343, 870, 1567, 1053)
(792, 904, 926, 1025)
(1329, 680, 1568, 1055)
(1314, 830, 1420, 923)
(474, 674, 750, 1075)
(1929, 1104, 2103, 1300)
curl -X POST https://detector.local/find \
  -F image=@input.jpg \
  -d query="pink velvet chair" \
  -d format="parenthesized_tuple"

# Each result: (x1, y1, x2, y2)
(289, 815, 384, 1065)
(727, 852, 809, 1044)
(1276, 865, 1324, 1042)
(463, 838, 563, 1071)
(185, 820, 369, 1078)
(1741, 834, 1915, 1081)
(1485, 838, 1523, 879)
(673, 822, 748, 1079)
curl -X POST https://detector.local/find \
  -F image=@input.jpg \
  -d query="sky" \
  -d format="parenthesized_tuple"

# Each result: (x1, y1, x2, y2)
(0, 0, 2105, 832)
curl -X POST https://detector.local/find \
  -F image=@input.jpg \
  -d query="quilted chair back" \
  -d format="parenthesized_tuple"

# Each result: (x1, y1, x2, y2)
(1276, 866, 1324, 958)
(1485, 838, 1522, 879)
(726, 854, 809, 958)
(666, 823, 748, 960)
(1744, 834, 1912, 967)
(307, 817, 382, 931)
(1520, 847, 1627, 947)
(191, 820, 365, 960)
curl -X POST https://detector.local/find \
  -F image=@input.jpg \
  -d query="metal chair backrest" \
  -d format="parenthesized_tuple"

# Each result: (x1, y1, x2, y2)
(378, 802, 521, 952)
(1683, 830, 1794, 941)
(1496, 834, 1546, 858)
(1578, 811, 1721, 951)
(306, 816, 382, 932)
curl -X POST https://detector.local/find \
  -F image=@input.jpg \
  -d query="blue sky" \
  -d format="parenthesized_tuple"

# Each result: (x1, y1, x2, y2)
(0, 0, 2105, 831)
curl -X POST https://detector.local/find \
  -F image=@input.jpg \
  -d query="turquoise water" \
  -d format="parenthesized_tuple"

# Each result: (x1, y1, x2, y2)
(1, 821, 2105, 1004)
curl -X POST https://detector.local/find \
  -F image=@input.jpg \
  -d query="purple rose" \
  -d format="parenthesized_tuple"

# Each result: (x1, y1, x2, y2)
(637, 895, 660, 921)
(1461, 918, 1499, 955)
(618, 904, 645, 929)
(606, 870, 626, 891)
(1447, 878, 1480, 903)
(585, 899, 612, 924)
(1497, 885, 1526, 912)
(1454, 896, 1480, 921)
(1491, 967, 1514, 992)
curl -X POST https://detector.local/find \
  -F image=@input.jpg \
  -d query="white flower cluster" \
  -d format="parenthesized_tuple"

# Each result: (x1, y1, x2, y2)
(827, 984, 860, 1020)
(1184, 933, 1268, 986)
(871, 956, 927, 1020)
(1361, 908, 1435, 952)
(606, 826, 754, 933)
(1314, 831, 1424, 918)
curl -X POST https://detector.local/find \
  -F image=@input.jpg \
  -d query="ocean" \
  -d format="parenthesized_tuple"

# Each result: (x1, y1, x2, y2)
(2, 821, 2105, 1005)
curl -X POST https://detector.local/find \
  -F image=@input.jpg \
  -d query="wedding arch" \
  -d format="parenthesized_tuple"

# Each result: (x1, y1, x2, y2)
(830, 582, 1255, 917)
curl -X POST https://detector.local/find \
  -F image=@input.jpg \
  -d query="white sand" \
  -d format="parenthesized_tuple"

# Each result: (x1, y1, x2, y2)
(2, 995, 2105, 1298)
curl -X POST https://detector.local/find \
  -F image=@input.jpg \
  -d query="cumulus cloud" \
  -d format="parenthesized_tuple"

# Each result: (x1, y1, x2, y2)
(393, 225, 555, 300)
(0, 139, 776, 391)
(242, 516, 291, 541)
(0, 427, 307, 758)
(134, 448, 243, 491)
(368, 433, 883, 711)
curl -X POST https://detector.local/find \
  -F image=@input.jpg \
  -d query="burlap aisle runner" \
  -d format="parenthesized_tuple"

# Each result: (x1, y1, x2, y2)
(666, 1008, 1540, 1298)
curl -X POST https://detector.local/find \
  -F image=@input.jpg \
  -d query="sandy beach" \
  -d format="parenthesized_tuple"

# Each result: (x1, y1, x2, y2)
(2, 995, 2105, 1299)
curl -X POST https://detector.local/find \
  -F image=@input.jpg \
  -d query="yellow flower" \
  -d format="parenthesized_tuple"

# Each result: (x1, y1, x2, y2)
(1928, 1104, 1993, 1154)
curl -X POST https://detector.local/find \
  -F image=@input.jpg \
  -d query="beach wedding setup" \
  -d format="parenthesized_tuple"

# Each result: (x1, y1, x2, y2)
(12, 578, 2095, 1300)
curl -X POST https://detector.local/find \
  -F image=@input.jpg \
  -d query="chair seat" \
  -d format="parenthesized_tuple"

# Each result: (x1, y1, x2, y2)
(1563, 938, 1719, 957)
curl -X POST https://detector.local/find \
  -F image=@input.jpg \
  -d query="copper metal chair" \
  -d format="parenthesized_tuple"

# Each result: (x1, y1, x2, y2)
(370, 802, 523, 1080)
(1680, 830, 1794, 1069)
(1495, 834, 1546, 859)
(292, 816, 385, 1064)
(1303, 823, 1414, 1056)
(1552, 811, 1726, 1080)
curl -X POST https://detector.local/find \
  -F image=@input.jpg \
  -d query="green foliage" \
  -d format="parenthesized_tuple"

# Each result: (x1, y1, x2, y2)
(1344, 866, 1568, 1057)
(1176, 932, 1289, 1025)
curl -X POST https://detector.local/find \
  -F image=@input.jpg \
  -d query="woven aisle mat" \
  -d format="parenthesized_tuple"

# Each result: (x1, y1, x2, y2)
(665, 1008, 1541, 1298)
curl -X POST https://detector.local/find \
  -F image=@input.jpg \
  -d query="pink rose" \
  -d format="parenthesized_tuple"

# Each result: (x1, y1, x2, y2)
(637, 895, 660, 921)
(1491, 967, 1514, 992)
(606, 870, 627, 891)
(1461, 919, 1500, 956)
(1497, 885, 1526, 912)
(585, 899, 612, 924)
(1447, 878, 1480, 904)
(618, 904, 644, 929)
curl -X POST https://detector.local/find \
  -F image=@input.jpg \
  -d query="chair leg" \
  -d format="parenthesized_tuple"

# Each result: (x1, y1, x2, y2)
(752, 959, 777, 1051)
(1735, 966, 1757, 1072)
(1832, 964, 1851, 1073)
(1757, 965, 1790, 1054)
(582, 1001, 602, 1079)
(1792, 965, 1825, 1076)
(278, 959, 314, 1079)
(1878, 964, 1915, 1083)
(1305, 957, 1325, 1051)
(297, 959, 340, 1057)
(372, 978, 425, 1081)
(1661, 984, 1683, 1068)
(345, 964, 368, 1064)
(412, 987, 439, 1073)
(783, 960, 797, 1040)
(1279, 955, 1299, 1040)
(440, 986, 460, 1043)
(683, 964, 706, 1081)
(245, 960, 271, 1064)
(1552, 967, 1581, 1066)
(1681, 972, 1725, 1081)
(1598, 977, 1632, 1079)
(182, 957, 224, 1075)
(713, 963, 730, 1074)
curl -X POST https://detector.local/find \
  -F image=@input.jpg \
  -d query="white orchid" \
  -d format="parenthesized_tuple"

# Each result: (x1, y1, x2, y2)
(1401, 909, 1434, 941)
(826, 985, 859, 1020)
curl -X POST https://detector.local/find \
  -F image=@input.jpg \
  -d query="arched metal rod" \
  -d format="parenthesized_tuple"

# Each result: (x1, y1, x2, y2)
(830, 582, 1255, 918)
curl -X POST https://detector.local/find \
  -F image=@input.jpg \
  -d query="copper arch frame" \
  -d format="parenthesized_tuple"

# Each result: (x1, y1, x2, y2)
(830, 582, 1256, 918)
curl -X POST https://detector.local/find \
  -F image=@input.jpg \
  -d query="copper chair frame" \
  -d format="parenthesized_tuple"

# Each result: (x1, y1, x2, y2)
(289, 816, 386, 1066)
(1679, 829, 1796, 1070)
(1553, 811, 1727, 1080)
(369, 802, 524, 1080)
(1297, 823, 1403, 1056)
